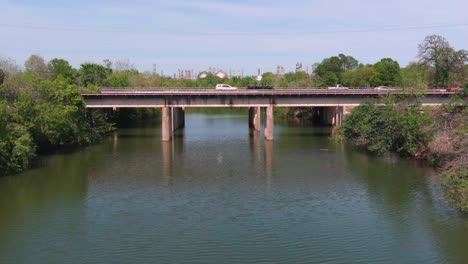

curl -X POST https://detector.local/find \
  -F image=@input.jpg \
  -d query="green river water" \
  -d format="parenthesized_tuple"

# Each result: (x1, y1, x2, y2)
(0, 111, 467, 263)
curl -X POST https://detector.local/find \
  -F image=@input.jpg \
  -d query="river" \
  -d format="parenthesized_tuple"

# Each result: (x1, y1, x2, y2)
(0, 111, 467, 263)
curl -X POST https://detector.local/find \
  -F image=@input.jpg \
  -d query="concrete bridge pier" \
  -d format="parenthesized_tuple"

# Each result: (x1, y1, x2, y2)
(334, 106, 344, 126)
(172, 107, 185, 131)
(264, 105, 274, 141)
(320, 106, 345, 126)
(248, 107, 261, 131)
(162, 107, 173, 141)
(163, 107, 185, 141)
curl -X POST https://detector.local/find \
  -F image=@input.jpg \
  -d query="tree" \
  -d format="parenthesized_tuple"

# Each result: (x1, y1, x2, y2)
(24, 54, 49, 79)
(314, 54, 359, 84)
(77, 63, 112, 86)
(341, 99, 432, 156)
(342, 65, 375, 87)
(372, 58, 401, 86)
(48, 58, 76, 82)
(320, 72, 339, 87)
(418, 35, 468, 87)
(106, 72, 130, 87)
(401, 62, 431, 92)
(0, 57, 21, 76)
(0, 69, 4, 85)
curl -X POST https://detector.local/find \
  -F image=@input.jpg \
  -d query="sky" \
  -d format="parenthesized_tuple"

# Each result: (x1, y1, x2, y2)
(0, 0, 467, 75)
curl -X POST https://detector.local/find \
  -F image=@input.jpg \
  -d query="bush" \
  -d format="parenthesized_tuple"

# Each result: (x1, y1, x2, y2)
(341, 99, 432, 156)
(442, 169, 468, 213)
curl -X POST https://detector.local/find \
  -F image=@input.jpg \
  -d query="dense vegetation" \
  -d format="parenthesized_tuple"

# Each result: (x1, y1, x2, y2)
(337, 36, 467, 213)
(340, 92, 467, 212)
(341, 97, 432, 156)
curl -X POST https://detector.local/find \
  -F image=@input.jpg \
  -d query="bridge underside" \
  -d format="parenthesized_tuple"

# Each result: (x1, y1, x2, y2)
(82, 91, 454, 141)
(84, 95, 450, 108)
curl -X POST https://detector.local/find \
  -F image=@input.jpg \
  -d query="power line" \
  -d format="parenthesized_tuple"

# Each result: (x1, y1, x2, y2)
(1, 22, 468, 36)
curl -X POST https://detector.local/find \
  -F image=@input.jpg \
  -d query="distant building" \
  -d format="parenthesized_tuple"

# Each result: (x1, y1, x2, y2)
(277, 65, 285, 76)
(197, 71, 208, 79)
(296, 62, 304, 73)
(215, 70, 227, 79)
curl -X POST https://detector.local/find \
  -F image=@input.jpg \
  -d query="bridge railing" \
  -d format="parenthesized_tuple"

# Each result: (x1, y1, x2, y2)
(95, 88, 454, 96)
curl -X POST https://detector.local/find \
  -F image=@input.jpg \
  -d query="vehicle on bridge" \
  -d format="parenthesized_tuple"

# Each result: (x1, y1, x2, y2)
(375, 86, 389, 90)
(247, 85, 274, 89)
(215, 84, 237, 90)
(449, 85, 462, 92)
(374, 86, 401, 91)
(328, 84, 348, 90)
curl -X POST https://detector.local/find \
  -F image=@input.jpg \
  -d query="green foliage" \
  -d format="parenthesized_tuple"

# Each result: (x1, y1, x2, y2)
(261, 72, 275, 85)
(0, 74, 113, 175)
(418, 35, 468, 87)
(48, 58, 76, 82)
(401, 63, 430, 92)
(106, 72, 130, 87)
(341, 99, 432, 156)
(0, 100, 36, 176)
(373, 58, 402, 86)
(314, 54, 359, 85)
(77, 63, 112, 86)
(0, 69, 5, 85)
(320, 72, 339, 87)
(24, 55, 49, 79)
(342, 65, 375, 87)
(443, 169, 468, 213)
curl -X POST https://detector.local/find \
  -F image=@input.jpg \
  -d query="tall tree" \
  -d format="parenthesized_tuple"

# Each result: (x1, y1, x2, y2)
(417, 35, 468, 87)
(48, 58, 76, 81)
(372, 58, 401, 86)
(314, 54, 359, 84)
(0, 69, 5, 85)
(24, 55, 49, 79)
(342, 65, 375, 87)
(77, 63, 112, 86)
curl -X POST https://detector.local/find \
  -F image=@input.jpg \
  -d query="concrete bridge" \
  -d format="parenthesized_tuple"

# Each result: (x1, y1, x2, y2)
(82, 88, 455, 141)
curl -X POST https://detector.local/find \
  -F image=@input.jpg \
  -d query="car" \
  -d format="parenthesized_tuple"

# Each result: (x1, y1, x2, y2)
(327, 84, 348, 90)
(375, 86, 401, 91)
(215, 84, 237, 90)
(449, 85, 462, 92)
(247, 85, 274, 89)
(375, 86, 389, 90)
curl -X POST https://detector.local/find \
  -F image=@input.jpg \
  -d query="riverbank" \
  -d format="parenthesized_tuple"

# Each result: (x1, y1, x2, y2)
(335, 93, 467, 213)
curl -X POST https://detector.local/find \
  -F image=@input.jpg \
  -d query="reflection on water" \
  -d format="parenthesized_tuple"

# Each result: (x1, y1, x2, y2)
(0, 112, 467, 264)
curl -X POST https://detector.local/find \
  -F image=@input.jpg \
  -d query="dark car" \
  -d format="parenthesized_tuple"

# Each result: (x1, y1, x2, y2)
(247, 85, 274, 89)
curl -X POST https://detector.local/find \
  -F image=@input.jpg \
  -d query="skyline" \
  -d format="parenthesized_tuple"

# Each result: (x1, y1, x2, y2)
(1, 0, 467, 75)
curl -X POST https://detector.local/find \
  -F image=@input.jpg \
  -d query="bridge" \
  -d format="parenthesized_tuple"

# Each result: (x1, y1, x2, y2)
(82, 88, 455, 141)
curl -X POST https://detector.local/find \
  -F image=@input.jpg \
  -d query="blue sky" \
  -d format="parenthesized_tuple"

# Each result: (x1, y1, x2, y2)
(1, 0, 467, 75)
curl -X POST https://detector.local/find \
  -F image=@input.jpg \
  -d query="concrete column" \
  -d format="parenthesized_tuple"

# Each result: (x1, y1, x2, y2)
(171, 107, 176, 132)
(171, 107, 186, 132)
(264, 105, 274, 141)
(322, 107, 335, 126)
(181, 108, 185, 128)
(248, 107, 260, 131)
(335, 106, 344, 126)
(162, 107, 172, 141)
(334, 107, 339, 126)
(248, 107, 254, 128)
(253, 106, 261, 131)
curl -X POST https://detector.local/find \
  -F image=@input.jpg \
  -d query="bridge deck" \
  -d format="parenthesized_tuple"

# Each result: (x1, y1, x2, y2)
(82, 89, 456, 108)
(87, 88, 453, 96)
